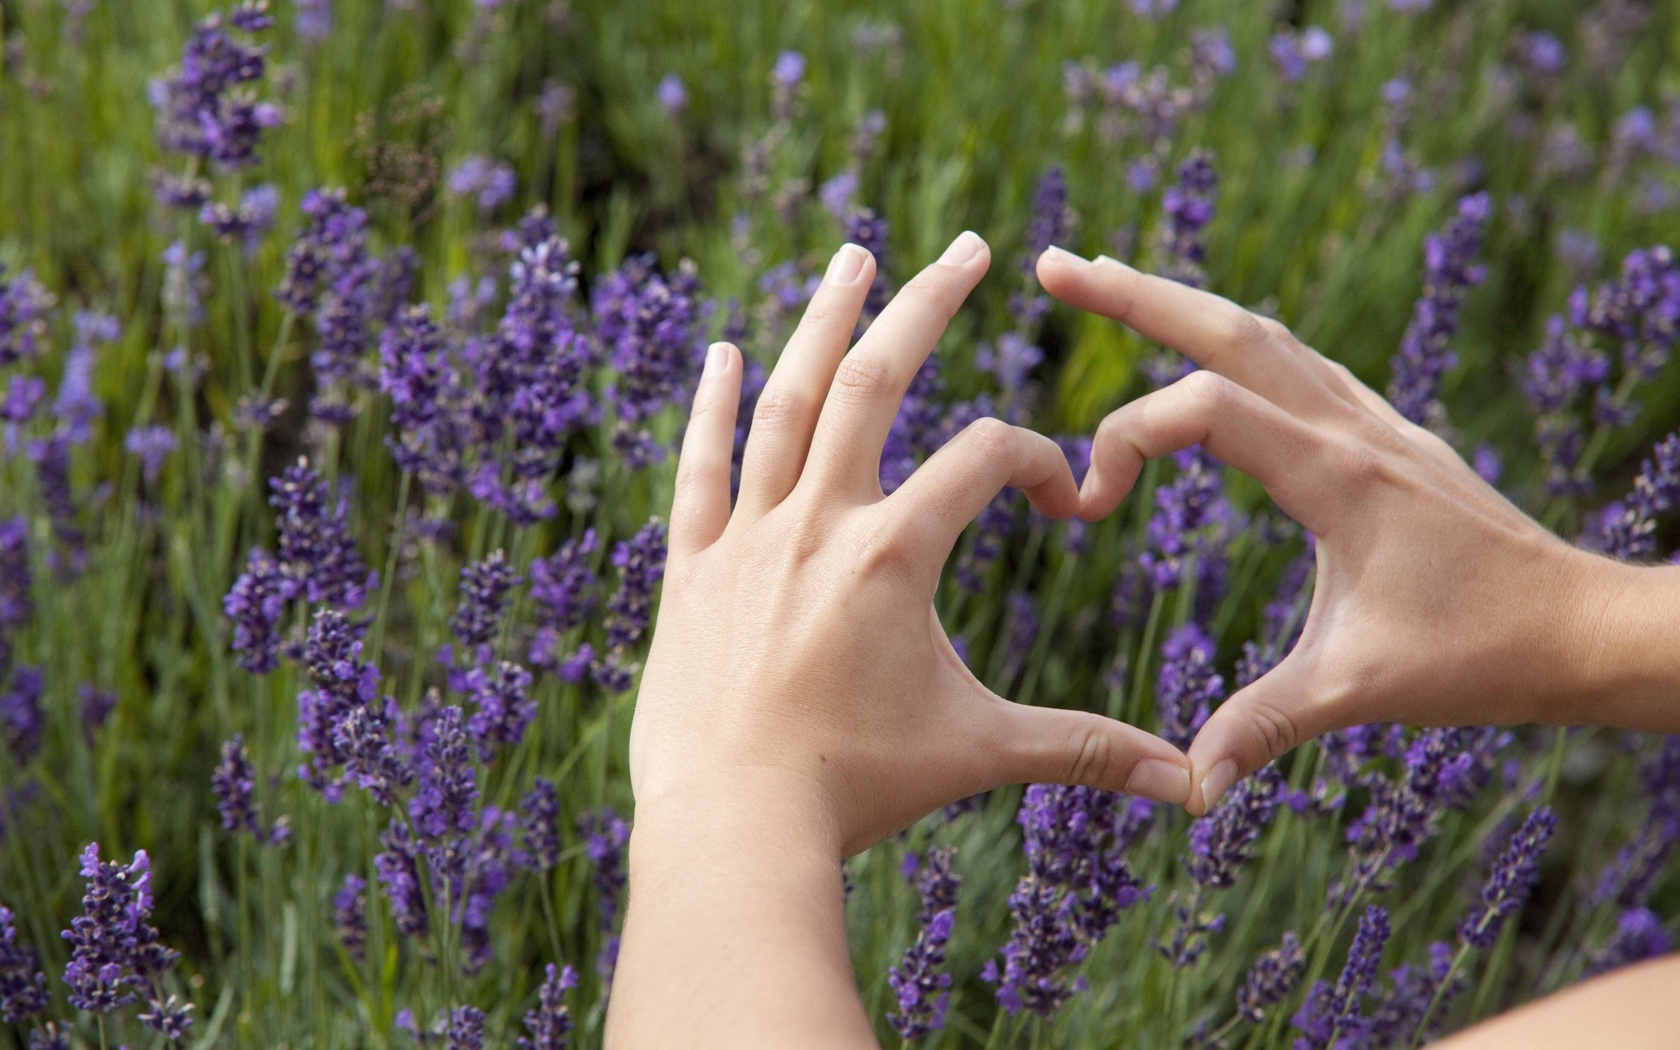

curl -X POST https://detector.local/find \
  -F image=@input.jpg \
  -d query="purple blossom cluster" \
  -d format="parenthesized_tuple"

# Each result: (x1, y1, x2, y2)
(1291, 905, 1389, 1048)
(1155, 622, 1223, 752)
(593, 255, 707, 467)
(984, 787, 1150, 1016)
(1458, 806, 1555, 948)
(888, 847, 961, 1040)
(61, 845, 192, 1037)
(1388, 193, 1492, 427)
(148, 2, 279, 170)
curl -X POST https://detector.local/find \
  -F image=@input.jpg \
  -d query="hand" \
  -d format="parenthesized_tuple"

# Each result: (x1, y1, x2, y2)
(1036, 248, 1620, 816)
(629, 233, 1195, 857)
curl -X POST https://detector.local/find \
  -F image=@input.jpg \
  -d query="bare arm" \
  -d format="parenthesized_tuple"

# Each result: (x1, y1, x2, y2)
(1435, 956, 1680, 1050)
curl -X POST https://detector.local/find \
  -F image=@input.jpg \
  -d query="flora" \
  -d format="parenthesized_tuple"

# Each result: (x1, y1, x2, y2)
(0, 1, 1677, 1046)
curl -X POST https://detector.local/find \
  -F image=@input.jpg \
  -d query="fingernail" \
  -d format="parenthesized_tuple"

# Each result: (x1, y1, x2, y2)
(826, 243, 867, 285)
(939, 230, 984, 265)
(1199, 758, 1239, 812)
(1043, 244, 1090, 267)
(1125, 758, 1191, 804)
(703, 342, 729, 377)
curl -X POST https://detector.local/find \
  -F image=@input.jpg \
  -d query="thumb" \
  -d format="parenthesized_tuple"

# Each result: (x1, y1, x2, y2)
(984, 699, 1194, 805)
(1184, 653, 1327, 816)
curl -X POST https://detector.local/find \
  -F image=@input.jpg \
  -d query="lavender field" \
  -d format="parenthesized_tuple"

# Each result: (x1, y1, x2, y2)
(2, 0, 1679, 1046)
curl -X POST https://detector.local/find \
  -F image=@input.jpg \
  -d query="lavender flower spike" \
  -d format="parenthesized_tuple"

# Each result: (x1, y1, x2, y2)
(0, 905, 49, 1023)
(1388, 192, 1492, 427)
(888, 846, 961, 1040)
(1598, 432, 1680, 560)
(519, 962, 579, 1050)
(1291, 905, 1390, 1048)
(62, 844, 187, 1032)
(1459, 806, 1556, 948)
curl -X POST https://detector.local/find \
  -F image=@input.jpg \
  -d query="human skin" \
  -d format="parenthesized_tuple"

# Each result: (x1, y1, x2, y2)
(604, 241, 1680, 1048)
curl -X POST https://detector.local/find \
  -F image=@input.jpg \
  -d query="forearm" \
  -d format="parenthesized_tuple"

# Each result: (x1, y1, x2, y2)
(1563, 559, 1680, 734)
(604, 769, 877, 1050)
(1435, 955, 1680, 1049)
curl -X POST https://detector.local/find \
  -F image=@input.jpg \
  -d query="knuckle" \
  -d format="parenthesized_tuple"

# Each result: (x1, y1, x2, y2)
(964, 416, 1015, 458)
(901, 273, 956, 306)
(1180, 368, 1231, 411)
(1218, 309, 1267, 353)
(1257, 316, 1294, 343)
(853, 518, 923, 582)
(1327, 435, 1387, 488)
(749, 387, 809, 431)
(831, 354, 896, 404)
(1065, 723, 1114, 788)
(798, 298, 848, 331)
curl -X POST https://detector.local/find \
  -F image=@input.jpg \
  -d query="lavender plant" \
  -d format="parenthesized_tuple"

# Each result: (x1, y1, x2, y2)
(0, 1, 1677, 1046)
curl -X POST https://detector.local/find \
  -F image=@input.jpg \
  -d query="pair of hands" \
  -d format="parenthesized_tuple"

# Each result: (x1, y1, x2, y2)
(629, 231, 1613, 857)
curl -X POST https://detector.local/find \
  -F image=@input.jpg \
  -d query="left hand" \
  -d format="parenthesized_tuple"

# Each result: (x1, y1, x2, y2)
(629, 233, 1195, 857)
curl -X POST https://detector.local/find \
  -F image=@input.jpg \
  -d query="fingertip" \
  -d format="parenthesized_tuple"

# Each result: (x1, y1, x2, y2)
(1193, 757, 1239, 816)
(702, 340, 738, 379)
(1124, 755, 1193, 806)
(1035, 244, 1087, 294)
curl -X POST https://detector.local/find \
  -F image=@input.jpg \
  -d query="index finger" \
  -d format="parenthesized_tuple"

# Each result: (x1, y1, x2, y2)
(1035, 248, 1336, 414)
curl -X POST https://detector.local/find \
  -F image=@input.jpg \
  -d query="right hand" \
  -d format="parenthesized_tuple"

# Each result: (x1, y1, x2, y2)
(1037, 248, 1627, 815)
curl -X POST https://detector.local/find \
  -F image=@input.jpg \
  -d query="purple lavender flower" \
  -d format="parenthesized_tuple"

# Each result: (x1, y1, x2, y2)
(1236, 932, 1304, 1023)
(124, 425, 177, 485)
(1270, 27, 1333, 82)
(1156, 622, 1223, 752)
(579, 808, 630, 983)
(529, 530, 599, 670)
(376, 821, 429, 940)
(1337, 727, 1508, 900)
(61, 845, 184, 1022)
(29, 1022, 70, 1050)
(448, 156, 517, 213)
(595, 520, 667, 691)
(213, 734, 263, 840)
(1190, 28, 1236, 84)
(593, 255, 706, 467)
(843, 208, 893, 322)
(1161, 767, 1285, 966)
(1585, 907, 1673, 978)
(447, 1005, 485, 1050)
(465, 661, 535, 757)
(379, 303, 464, 490)
(0, 668, 43, 764)
(296, 0, 331, 42)
(1388, 193, 1492, 426)
(1459, 806, 1555, 948)
(225, 546, 297, 674)
(269, 459, 372, 609)
(1598, 433, 1680, 559)
(1022, 167, 1075, 275)
(656, 73, 687, 115)
(295, 607, 387, 798)
(0, 905, 48, 1023)
(333, 701, 410, 807)
(985, 787, 1148, 1016)
(1368, 940, 1461, 1047)
(200, 183, 279, 249)
(1139, 448, 1232, 599)
(519, 779, 561, 873)
(149, 2, 279, 169)
(333, 873, 368, 960)
(1573, 246, 1680, 417)
(53, 312, 116, 444)
(519, 963, 579, 1050)
(0, 266, 54, 367)
(1517, 31, 1567, 76)
(888, 847, 961, 1040)
(409, 705, 479, 861)
(1292, 905, 1389, 1048)
(450, 550, 521, 656)
(1160, 150, 1218, 288)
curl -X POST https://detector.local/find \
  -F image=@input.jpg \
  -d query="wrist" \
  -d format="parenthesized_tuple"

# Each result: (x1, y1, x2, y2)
(1554, 554, 1680, 731)
(629, 765, 846, 874)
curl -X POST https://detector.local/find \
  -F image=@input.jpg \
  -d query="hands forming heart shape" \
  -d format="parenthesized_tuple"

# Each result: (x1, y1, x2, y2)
(628, 232, 1606, 858)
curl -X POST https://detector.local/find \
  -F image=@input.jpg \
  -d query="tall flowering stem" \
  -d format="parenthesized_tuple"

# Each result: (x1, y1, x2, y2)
(888, 847, 961, 1040)
(1388, 193, 1491, 427)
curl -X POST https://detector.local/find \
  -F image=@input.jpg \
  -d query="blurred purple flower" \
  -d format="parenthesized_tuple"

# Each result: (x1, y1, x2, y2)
(1586, 907, 1673, 978)
(1459, 806, 1554, 947)
(519, 962, 578, 1050)
(528, 530, 599, 670)
(655, 73, 687, 115)
(124, 425, 177, 484)
(269, 459, 372, 609)
(593, 255, 706, 467)
(595, 519, 667, 691)
(888, 847, 960, 1039)
(449, 156, 517, 213)
(149, 3, 279, 168)
(518, 779, 561, 873)
(1237, 932, 1304, 1023)
(1388, 192, 1491, 426)
(1292, 905, 1389, 1048)
(0, 905, 48, 1024)
(333, 873, 368, 960)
